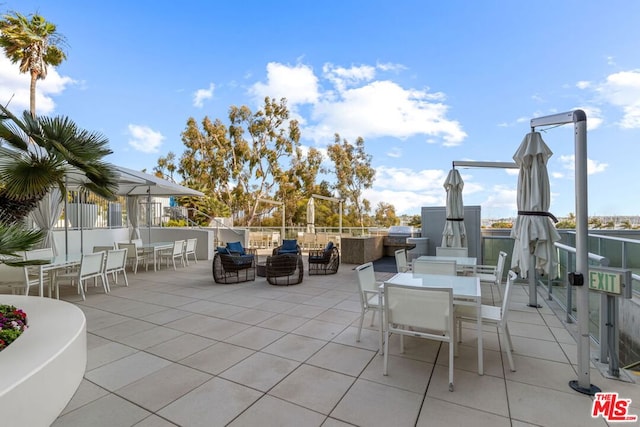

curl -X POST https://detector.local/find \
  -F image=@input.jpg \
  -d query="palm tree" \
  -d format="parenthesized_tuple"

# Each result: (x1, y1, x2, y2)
(0, 105, 119, 225)
(0, 12, 66, 117)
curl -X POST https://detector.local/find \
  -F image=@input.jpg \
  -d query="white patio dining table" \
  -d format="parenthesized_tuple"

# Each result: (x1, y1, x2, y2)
(380, 272, 483, 375)
(36, 254, 82, 297)
(138, 242, 174, 271)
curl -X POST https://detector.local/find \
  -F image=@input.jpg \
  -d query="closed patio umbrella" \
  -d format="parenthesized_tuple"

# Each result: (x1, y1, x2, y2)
(441, 168, 467, 248)
(510, 132, 560, 306)
(306, 198, 315, 233)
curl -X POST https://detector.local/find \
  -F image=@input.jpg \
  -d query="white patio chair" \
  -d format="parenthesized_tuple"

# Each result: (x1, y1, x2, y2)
(53, 252, 108, 300)
(183, 238, 198, 265)
(435, 246, 469, 257)
(394, 249, 410, 273)
(105, 248, 129, 287)
(474, 251, 507, 302)
(456, 270, 517, 372)
(24, 248, 55, 296)
(355, 262, 383, 343)
(160, 240, 185, 270)
(0, 262, 37, 295)
(117, 242, 148, 274)
(383, 283, 455, 391)
(413, 259, 457, 275)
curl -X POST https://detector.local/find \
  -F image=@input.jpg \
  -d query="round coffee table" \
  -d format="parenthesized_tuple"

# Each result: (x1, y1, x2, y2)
(256, 261, 266, 277)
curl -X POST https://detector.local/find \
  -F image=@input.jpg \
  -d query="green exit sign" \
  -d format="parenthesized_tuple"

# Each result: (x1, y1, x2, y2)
(588, 270, 623, 295)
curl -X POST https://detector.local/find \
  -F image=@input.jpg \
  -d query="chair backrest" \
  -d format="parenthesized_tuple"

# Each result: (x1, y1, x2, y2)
(495, 251, 507, 283)
(131, 239, 143, 247)
(435, 246, 468, 258)
(25, 248, 54, 261)
(106, 249, 127, 271)
(185, 238, 197, 252)
(384, 283, 453, 333)
(93, 245, 114, 253)
(117, 243, 138, 260)
(355, 262, 378, 299)
(413, 259, 457, 275)
(172, 240, 185, 256)
(394, 249, 408, 273)
(80, 252, 104, 277)
(500, 270, 518, 323)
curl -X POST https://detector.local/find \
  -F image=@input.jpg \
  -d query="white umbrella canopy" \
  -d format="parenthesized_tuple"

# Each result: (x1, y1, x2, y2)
(306, 198, 315, 233)
(510, 132, 561, 278)
(441, 168, 467, 248)
(114, 166, 204, 197)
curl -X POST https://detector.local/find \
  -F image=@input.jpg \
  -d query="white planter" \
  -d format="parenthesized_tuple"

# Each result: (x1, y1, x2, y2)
(0, 295, 86, 425)
(67, 203, 98, 228)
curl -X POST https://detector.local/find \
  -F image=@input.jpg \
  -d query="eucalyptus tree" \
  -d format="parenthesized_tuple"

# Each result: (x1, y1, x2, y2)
(0, 12, 67, 117)
(0, 105, 118, 225)
(326, 134, 375, 228)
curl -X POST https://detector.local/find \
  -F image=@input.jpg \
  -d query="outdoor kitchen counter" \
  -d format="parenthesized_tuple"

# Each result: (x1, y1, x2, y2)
(340, 236, 384, 264)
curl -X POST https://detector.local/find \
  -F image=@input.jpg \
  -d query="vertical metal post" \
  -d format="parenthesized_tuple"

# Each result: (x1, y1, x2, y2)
(566, 251, 573, 324)
(530, 110, 599, 395)
(599, 293, 609, 362)
(573, 116, 599, 394)
(528, 258, 539, 307)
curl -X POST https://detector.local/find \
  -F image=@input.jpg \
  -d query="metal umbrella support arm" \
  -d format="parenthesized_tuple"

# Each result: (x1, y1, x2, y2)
(530, 110, 599, 395)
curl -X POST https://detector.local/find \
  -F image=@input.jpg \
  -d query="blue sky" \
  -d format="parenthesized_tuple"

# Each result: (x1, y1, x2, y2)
(2, 1, 640, 219)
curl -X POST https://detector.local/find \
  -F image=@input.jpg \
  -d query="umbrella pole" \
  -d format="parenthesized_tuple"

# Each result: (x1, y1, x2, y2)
(528, 258, 540, 308)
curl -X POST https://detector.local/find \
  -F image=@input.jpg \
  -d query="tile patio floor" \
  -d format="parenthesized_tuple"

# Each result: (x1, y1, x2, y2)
(38, 256, 639, 426)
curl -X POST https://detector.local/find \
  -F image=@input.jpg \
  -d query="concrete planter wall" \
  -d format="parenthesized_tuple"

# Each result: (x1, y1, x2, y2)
(0, 295, 86, 425)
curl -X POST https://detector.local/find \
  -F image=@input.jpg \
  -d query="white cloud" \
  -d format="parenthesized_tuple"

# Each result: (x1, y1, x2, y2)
(482, 184, 517, 214)
(576, 80, 591, 89)
(594, 70, 640, 128)
(323, 63, 376, 92)
(0, 55, 74, 115)
(193, 83, 215, 108)
(249, 62, 320, 106)
(559, 154, 608, 175)
(127, 124, 165, 153)
(386, 147, 402, 158)
(249, 62, 466, 147)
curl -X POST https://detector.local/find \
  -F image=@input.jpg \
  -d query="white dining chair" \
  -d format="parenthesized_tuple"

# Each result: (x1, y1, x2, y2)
(183, 238, 198, 265)
(413, 259, 457, 275)
(456, 270, 517, 372)
(355, 262, 383, 343)
(383, 283, 455, 391)
(435, 246, 469, 258)
(24, 248, 56, 296)
(474, 251, 507, 302)
(104, 248, 129, 287)
(0, 263, 36, 295)
(54, 252, 108, 300)
(117, 242, 147, 274)
(160, 240, 185, 270)
(394, 249, 410, 273)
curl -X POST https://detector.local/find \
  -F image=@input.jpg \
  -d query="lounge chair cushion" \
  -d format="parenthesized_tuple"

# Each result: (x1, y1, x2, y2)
(324, 241, 334, 252)
(226, 241, 245, 255)
(279, 239, 299, 254)
(217, 247, 230, 255)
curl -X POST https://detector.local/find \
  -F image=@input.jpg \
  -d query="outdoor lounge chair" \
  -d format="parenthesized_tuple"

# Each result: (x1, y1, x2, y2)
(308, 241, 340, 275)
(272, 239, 302, 255)
(212, 246, 256, 284)
(265, 253, 303, 285)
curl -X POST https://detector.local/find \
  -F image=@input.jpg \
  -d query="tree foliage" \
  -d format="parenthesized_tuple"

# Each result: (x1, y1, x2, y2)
(0, 11, 66, 116)
(169, 97, 325, 226)
(374, 202, 399, 227)
(325, 134, 375, 227)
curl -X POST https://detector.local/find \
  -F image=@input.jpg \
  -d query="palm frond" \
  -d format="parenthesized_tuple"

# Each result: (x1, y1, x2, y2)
(0, 222, 45, 258)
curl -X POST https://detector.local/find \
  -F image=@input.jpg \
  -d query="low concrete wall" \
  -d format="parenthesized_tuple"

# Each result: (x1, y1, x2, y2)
(619, 297, 640, 367)
(0, 295, 86, 426)
(341, 236, 384, 265)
